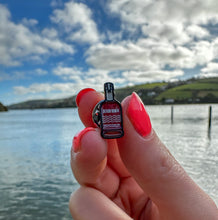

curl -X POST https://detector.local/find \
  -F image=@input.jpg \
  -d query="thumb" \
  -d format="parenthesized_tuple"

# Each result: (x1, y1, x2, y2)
(118, 92, 217, 219)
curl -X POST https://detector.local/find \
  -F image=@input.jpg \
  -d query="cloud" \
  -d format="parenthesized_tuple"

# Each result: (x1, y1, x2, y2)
(141, 22, 209, 46)
(0, 4, 74, 66)
(122, 69, 184, 84)
(53, 66, 83, 77)
(107, 0, 217, 47)
(13, 81, 100, 99)
(190, 41, 214, 66)
(200, 62, 218, 77)
(53, 66, 85, 82)
(21, 18, 38, 26)
(51, 63, 184, 93)
(86, 42, 158, 71)
(202, 62, 218, 72)
(0, 68, 48, 82)
(14, 83, 76, 95)
(52, 65, 111, 89)
(108, 0, 218, 26)
(0, 71, 26, 81)
(12, 82, 82, 102)
(35, 68, 48, 75)
(14, 65, 125, 99)
(86, 37, 215, 72)
(42, 28, 58, 39)
(51, 1, 100, 44)
(186, 25, 210, 39)
(0, 72, 13, 81)
(142, 21, 191, 45)
(50, 0, 63, 8)
(212, 37, 218, 59)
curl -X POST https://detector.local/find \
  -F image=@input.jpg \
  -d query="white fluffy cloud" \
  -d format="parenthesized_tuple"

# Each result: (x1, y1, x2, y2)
(122, 69, 184, 84)
(108, 0, 218, 26)
(86, 38, 215, 72)
(86, 42, 158, 71)
(14, 64, 126, 97)
(53, 66, 86, 83)
(51, 1, 100, 44)
(107, 0, 217, 48)
(186, 25, 210, 39)
(13, 72, 107, 97)
(200, 62, 218, 77)
(142, 22, 190, 45)
(0, 4, 74, 66)
(14, 83, 76, 95)
(52, 65, 116, 90)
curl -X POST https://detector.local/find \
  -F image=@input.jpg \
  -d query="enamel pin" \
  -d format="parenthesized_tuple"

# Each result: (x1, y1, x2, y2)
(92, 82, 124, 139)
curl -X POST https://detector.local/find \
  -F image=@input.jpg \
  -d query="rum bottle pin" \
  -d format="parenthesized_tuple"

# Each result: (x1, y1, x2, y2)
(92, 82, 124, 139)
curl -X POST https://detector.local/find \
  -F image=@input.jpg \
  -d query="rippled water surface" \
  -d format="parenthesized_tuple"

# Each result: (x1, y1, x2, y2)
(0, 105, 217, 219)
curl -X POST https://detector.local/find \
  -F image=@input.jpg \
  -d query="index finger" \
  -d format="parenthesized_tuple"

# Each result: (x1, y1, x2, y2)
(76, 88, 104, 127)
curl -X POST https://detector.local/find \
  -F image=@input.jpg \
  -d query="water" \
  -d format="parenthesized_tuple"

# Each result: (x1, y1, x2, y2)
(0, 109, 82, 220)
(0, 105, 217, 219)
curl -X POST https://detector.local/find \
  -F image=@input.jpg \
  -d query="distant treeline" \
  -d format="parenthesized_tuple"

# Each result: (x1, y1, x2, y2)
(7, 76, 218, 110)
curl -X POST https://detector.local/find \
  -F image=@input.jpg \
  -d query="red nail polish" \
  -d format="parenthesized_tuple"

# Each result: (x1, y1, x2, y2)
(73, 127, 95, 153)
(127, 92, 152, 137)
(76, 88, 95, 106)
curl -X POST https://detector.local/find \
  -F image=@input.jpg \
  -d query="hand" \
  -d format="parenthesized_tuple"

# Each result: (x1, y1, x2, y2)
(69, 89, 217, 220)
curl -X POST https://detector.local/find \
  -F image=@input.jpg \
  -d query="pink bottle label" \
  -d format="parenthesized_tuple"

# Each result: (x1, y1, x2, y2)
(101, 102, 122, 131)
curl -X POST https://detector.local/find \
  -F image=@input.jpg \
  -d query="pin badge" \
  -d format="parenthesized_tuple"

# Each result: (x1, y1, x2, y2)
(92, 82, 124, 139)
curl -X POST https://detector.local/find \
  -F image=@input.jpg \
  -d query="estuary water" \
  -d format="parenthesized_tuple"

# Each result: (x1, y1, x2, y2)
(0, 105, 218, 219)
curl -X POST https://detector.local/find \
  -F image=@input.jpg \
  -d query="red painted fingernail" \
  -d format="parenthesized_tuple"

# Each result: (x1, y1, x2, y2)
(73, 127, 95, 153)
(127, 92, 152, 137)
(76, 88, 95, 106)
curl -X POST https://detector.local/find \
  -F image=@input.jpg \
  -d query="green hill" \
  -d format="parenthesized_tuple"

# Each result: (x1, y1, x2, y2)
(7, 77, 218, 109)
(155, 77, 218, 104)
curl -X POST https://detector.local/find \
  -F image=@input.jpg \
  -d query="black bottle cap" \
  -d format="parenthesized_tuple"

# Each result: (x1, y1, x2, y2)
(104, 82, 114, 101)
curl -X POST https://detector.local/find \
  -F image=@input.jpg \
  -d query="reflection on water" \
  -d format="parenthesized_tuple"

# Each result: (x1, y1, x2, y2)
(0, 105, 218, 219)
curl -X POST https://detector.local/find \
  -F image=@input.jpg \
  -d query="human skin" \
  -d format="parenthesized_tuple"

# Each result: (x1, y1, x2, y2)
(69, 89, 218, 220)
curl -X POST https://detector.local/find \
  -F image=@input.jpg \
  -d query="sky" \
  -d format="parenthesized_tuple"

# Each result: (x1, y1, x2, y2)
(1, 0, 218, 105)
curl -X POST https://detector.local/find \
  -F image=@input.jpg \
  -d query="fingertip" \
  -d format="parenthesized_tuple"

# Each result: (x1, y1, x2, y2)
(122, 92, 152, 137)
(71, 127, 107, 164)
(77, 89, 104, 127)
(76, 88, 96, 106)
(73, 127, 96, 153)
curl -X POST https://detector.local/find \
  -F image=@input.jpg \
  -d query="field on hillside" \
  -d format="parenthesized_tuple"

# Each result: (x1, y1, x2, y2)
(155, 79, 218, 103)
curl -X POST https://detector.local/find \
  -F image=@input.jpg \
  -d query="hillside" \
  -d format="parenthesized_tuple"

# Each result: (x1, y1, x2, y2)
(7, 77, 218, 110)
(8, 96, 77, 110)
(0, 102, 8, 111)
(155, 77, 218, 104)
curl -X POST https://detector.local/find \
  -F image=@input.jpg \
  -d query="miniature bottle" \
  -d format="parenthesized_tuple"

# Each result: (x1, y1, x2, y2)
(92, 82, 124, 139)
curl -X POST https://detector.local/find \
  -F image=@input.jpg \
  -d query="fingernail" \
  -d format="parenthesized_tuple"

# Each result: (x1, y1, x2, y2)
(73, 127, 95, 153)
(127, 92, 152, 137)
(76, 88, 96, 106)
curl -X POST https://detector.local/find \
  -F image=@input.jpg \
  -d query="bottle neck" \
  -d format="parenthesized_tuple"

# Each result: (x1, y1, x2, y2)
(104, 82, 114, 101)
